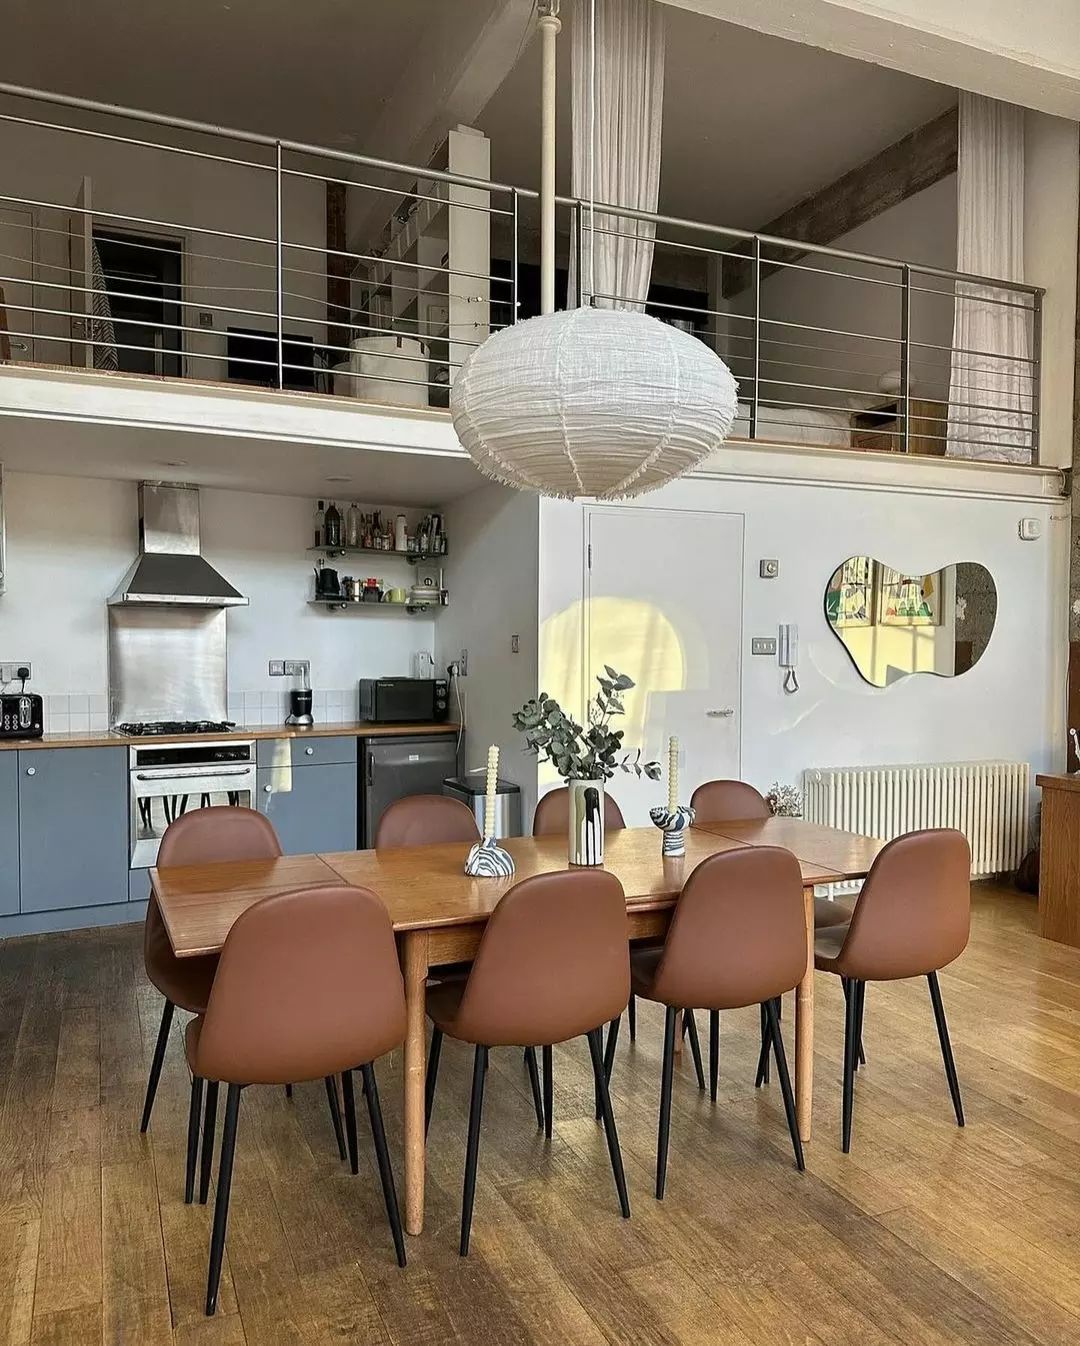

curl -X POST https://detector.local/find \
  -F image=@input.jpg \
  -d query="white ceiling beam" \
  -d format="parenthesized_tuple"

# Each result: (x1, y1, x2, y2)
(656, 0, 1080, 119)
(365, 0, 537, 169)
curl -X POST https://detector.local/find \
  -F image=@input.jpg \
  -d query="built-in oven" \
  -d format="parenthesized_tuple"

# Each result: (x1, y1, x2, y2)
(129, 738, 256, 870)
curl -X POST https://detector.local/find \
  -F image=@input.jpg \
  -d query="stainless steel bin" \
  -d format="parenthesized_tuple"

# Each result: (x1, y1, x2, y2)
(442, 775, 522, 839)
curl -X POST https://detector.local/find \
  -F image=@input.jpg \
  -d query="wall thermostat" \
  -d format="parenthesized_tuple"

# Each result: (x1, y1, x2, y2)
(1018, 518, 1041, 541)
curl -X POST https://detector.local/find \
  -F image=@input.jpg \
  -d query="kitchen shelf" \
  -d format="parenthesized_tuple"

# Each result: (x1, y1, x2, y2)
(309, 598, 445, 615)
(308, 546, 447, 562)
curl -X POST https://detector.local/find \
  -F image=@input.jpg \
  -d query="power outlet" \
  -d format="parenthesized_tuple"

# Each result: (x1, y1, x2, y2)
(751, 637, 777, 656)
(268, 660, 285, 677)
(459, 648, 468, 677)
(283, 660, 310, 679)
(0, 662, 32, 683)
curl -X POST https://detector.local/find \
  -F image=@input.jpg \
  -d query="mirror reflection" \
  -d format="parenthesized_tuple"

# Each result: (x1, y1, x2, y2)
(825, 557, 996, 687)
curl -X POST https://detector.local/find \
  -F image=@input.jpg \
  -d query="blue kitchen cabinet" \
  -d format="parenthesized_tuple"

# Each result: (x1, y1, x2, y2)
(0, 753, 18, 916)
(18, 747, 129, 912)
(257, 736, 357, 855)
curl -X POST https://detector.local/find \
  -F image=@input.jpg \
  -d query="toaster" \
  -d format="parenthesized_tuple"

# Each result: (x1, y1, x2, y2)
(0, 693, 44, 739)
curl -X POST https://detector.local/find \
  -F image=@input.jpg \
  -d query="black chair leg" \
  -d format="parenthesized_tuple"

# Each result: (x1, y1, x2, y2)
(764, 998, 804, 1171)
(342, 1069, 359, 1175)
(460, 1044, 489, 1256)
(425, 1028, 443, 1136)
(842, 978, 862, 1153)
(656, 1005, 678, 1200)
(708, 1010, 719, 1103)
(284, 1083, 293, 1099)
(141, 999, 175, 1133)
(199, 1080, 219, 1204)
(682, 1009, 705, 1091)
(361, 1064, 406, 1267)
(927, 972, 965, 1127)
(587, 1028, 630, 1218)
(205, 1083, 241, 1316)
(324, 1076, 347, 1161)
(628, 993, 636, 1042)
(542, 1044, 553, 1140)
(185, 1073, 204, 1204)
(756, 1003, 771, 1086)
(842, 978, 867, 1069)
(594, 1016, 620, 1119)
(524, 1046, 543, 1129)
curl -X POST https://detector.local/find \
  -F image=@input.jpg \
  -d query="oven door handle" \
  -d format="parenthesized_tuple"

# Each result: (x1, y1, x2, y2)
(134, 767, 254, 782)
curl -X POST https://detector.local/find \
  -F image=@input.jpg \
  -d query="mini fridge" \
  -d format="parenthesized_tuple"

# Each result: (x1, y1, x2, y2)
(360, 735, 460, 847)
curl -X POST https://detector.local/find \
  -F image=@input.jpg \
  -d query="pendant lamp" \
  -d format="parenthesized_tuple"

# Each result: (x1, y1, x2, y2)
(450, 0, 738, 501)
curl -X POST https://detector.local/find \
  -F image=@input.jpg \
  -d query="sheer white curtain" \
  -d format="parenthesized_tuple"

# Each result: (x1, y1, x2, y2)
(946, 93, 1031, 463)
(570, 0, 664, 309)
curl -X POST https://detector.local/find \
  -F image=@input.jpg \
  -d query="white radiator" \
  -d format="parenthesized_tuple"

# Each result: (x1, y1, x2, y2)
(803, 760, 1030, 879)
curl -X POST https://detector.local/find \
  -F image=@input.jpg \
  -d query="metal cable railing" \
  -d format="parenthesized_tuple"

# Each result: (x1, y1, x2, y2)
(0, 82, 1044, 462)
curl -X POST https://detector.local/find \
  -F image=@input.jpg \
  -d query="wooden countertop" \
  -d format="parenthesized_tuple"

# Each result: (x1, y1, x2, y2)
(1036, 772, 1080, 793)
(0, 720, 459, 752)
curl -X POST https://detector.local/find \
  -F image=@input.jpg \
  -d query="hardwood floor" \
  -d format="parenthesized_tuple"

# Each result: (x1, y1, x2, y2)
(1, 882, 1078, 1344)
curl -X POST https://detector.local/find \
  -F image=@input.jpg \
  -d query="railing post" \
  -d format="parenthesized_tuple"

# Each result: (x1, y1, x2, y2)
(510, 187, 520, 325)
(1030, 290, 1043, 464)
(574, 201, 585, 307)
(274, 140, 284, 390)
(900, 264, 912, 453)
(750, 235, 761, 440)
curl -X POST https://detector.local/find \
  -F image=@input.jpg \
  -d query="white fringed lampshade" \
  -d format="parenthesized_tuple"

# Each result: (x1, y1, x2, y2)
(451, 307, 739, 500)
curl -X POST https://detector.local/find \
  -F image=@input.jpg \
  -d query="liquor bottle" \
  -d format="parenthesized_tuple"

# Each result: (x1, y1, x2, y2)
(324, 500, 342, 548)
(314, 500, 325, 548)
(346, 502, 361, 549)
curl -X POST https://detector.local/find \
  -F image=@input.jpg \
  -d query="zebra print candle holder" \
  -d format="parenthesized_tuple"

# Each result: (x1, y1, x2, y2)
(650, 804, 695, 858)
(464, 836, 516, 878)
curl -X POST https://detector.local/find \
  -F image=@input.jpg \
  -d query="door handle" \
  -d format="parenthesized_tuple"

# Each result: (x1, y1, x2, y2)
(706, 708, 735, 718)
(25, 766, 36, 776)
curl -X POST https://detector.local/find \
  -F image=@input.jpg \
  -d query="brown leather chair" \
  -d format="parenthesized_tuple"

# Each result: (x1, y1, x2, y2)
(814, 828, 970, 1152)
(631, 847, 807, 1197)
(188, 884, 407, 1314)
(374, 793, 480, 848)
(140, 806, 282, 1133)
(424, 869, 631, 1254)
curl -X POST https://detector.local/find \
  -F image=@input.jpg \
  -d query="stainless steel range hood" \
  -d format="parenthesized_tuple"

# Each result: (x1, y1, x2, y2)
(108, 483, 247, 607)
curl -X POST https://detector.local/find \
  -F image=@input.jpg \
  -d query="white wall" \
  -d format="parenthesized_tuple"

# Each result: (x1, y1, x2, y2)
(536, 471, 1067, 805)
(0, 472, 436, 730)
(436, 483, 540, 822)
(0, 112, 325, 381)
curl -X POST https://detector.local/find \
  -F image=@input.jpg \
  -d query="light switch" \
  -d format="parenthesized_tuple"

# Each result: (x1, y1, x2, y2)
(759, 558, 779, 579)
(751, 637, 777, 655)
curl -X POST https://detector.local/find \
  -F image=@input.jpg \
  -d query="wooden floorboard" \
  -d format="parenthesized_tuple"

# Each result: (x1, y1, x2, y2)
(0, 882, 1077, 1344)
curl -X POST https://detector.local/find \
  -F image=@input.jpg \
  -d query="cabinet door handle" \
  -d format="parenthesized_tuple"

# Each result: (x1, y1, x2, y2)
(263, 784, 273, 793)
(304, 746, 314, 756)
(706, 708, 735, 718)
(367, 753, 375, 787)
(25, 766, 36, 776)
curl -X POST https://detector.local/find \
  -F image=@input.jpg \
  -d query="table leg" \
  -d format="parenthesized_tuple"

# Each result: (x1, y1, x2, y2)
(795, 883, 814, 1142)
(402, 931, 430, 1236)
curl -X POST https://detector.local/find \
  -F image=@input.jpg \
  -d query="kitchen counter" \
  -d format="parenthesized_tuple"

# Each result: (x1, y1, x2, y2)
(0, 720, 460, 752)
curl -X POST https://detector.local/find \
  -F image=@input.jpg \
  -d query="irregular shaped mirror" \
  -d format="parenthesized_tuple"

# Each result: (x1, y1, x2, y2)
(825, 557, 996, 687)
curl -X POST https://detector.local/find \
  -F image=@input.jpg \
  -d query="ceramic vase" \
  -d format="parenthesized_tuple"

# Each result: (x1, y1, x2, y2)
(568, 777, 605, 866)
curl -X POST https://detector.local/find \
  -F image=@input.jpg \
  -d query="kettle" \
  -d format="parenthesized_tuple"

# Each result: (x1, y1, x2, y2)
(314, 565, 341, 598)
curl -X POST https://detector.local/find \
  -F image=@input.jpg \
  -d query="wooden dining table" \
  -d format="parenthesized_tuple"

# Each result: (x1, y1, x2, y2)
(151, 817, 884, 1236)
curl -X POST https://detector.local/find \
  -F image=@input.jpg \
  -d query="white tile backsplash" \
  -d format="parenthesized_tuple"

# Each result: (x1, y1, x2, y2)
(42, 687, 359, 732)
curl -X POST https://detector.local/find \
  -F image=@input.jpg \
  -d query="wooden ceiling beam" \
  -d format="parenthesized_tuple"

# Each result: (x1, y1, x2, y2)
(721, 106, 957, 299)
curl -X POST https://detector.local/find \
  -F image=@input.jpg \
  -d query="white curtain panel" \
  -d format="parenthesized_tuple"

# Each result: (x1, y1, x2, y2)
(570, 0, 664, 309)
(946, 93, 1031, 464)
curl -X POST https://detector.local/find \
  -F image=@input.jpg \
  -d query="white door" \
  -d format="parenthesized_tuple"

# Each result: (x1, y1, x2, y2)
(0, 207, 35, 361)
(585, 505, 744, 826)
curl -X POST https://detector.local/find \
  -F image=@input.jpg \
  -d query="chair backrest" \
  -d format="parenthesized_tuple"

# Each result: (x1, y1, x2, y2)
(533, 786, 626, 836)
(374, 794, 480, 848)
(831, 829, 971, 981)
(157, 805, 283, 866)
(191, 885, 406, 1084)
(689, 780, 770, 823)
(650, 847, 806, 1010)
(451, 869, 629, 1047)
(147, 806, 283, 968)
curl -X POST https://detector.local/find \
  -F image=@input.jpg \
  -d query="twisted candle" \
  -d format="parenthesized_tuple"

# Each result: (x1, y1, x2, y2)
(667, 736, 679, 810)
(484, 744, 499, 838)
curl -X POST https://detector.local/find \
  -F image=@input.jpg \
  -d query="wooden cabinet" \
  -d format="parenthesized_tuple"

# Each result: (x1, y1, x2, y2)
(851, 398, 948, 455)
(257, 736, 357, 855)
(1036, 773, 1080, 948)
(17, 746, 128, 913)
(0, 753, 18, 916)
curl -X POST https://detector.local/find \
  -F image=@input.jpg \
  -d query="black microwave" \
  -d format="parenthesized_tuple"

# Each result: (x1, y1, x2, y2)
(359, 678, 449, 724)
